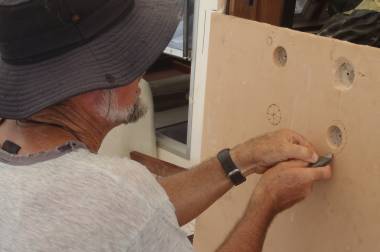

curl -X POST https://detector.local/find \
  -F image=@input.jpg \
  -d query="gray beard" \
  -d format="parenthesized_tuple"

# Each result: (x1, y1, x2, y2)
(97, 91, 147, 125)
(123, 98, 147, 124)
(107, 97, 147, 125)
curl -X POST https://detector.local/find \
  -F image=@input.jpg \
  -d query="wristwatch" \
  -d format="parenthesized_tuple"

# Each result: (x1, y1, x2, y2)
(217, 148, 246, 186)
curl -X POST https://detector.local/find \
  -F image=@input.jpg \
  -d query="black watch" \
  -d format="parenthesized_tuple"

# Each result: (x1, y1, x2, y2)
(217, 149, 246, 186)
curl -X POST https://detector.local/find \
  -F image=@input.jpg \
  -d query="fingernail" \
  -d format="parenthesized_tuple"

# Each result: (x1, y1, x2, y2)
(311, 153, 319, 163)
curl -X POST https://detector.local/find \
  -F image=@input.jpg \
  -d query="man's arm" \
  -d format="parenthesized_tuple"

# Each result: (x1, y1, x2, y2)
(158, 129, 319, 226)
(217, 191, 275, 252)
(130, 151, 187, 177)
(217, 160, 332, 252)
(158, 157, 233, 226)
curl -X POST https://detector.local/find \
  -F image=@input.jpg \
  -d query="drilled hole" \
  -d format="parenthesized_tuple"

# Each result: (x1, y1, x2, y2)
(327, 125, 343, 149)
(274, 46, 287, 67)
(335, 59, 355, 90)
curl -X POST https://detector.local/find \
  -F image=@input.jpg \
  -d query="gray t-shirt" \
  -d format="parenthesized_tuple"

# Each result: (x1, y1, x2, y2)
(0, 142, 193, 251)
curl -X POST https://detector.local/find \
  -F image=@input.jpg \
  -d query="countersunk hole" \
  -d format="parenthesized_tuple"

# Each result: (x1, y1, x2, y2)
(335, 59, 355, 90)
(273, 46, 287, 67)
(327, 125, 343, 149)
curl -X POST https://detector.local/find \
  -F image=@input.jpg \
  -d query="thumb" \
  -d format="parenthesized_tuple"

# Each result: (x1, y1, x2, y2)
(308, 165, 333, 181)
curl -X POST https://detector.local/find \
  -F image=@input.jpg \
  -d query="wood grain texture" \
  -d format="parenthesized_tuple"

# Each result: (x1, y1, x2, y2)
(193, 13, 380, 252)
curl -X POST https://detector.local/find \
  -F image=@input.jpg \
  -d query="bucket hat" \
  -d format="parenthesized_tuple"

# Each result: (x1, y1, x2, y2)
(0, 0, 183, 119)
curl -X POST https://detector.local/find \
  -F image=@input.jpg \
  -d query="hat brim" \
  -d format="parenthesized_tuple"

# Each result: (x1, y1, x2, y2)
(0, 0, 183, 119)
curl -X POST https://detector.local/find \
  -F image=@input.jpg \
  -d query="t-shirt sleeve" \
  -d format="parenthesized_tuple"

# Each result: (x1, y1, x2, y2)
(127, 210, 194, 252)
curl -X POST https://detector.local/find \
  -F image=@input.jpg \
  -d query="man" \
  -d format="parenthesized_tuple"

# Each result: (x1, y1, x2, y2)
(0, 0, 332, 251)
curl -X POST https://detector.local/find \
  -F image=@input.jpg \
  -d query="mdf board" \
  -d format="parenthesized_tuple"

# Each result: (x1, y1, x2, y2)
(193, 13, 380, 252)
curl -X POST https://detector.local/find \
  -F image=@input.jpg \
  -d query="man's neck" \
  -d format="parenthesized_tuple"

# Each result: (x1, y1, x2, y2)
(0, 120, 112, 155)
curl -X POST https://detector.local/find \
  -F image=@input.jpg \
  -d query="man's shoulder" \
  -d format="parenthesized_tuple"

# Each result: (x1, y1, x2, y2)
(0, 150, 187, 251)
(1, 149, 176, 229)
(54, 149, 171, 206)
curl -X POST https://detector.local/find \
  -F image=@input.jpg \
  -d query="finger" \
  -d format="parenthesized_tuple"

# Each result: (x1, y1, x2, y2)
(308, 165, 333, 181)
(284, 144, 319, 163)
(276, 160, 309, 169)
(291, 133, 317, 153)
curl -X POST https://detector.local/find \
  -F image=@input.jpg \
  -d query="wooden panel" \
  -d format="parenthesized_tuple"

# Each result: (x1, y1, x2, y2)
(193, 13, 380, 252)
(228, 0, 285, 25)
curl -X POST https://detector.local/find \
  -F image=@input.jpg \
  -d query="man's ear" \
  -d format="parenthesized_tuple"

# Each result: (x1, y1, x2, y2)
(72, 89, 107, 111)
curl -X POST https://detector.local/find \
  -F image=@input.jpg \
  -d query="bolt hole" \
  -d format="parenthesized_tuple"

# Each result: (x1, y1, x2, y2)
(335, 59, 355, 90)
(273, 46, 287, 67)
(327, 125, 343, 149)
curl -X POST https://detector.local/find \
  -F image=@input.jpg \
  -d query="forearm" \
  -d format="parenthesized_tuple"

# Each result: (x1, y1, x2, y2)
(157, 129, 318, 226)
(158, 157, 233, 226)
(217, 194, 275, 252)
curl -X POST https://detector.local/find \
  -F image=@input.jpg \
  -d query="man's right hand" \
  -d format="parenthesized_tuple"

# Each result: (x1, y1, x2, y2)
(217, 160, 332, 252)
(251, 160, 333, 214)
(230, 129, 319, 176)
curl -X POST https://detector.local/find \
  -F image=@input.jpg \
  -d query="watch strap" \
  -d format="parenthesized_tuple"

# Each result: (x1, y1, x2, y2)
(217, 149, 246, 186)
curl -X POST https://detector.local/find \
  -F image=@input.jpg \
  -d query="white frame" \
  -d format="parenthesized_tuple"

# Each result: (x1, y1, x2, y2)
(187, 0, 227, 163)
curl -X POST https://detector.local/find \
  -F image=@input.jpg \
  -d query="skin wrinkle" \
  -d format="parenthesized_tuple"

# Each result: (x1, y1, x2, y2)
(28, 101, 105, 151)
(106, 89, 112, 120)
